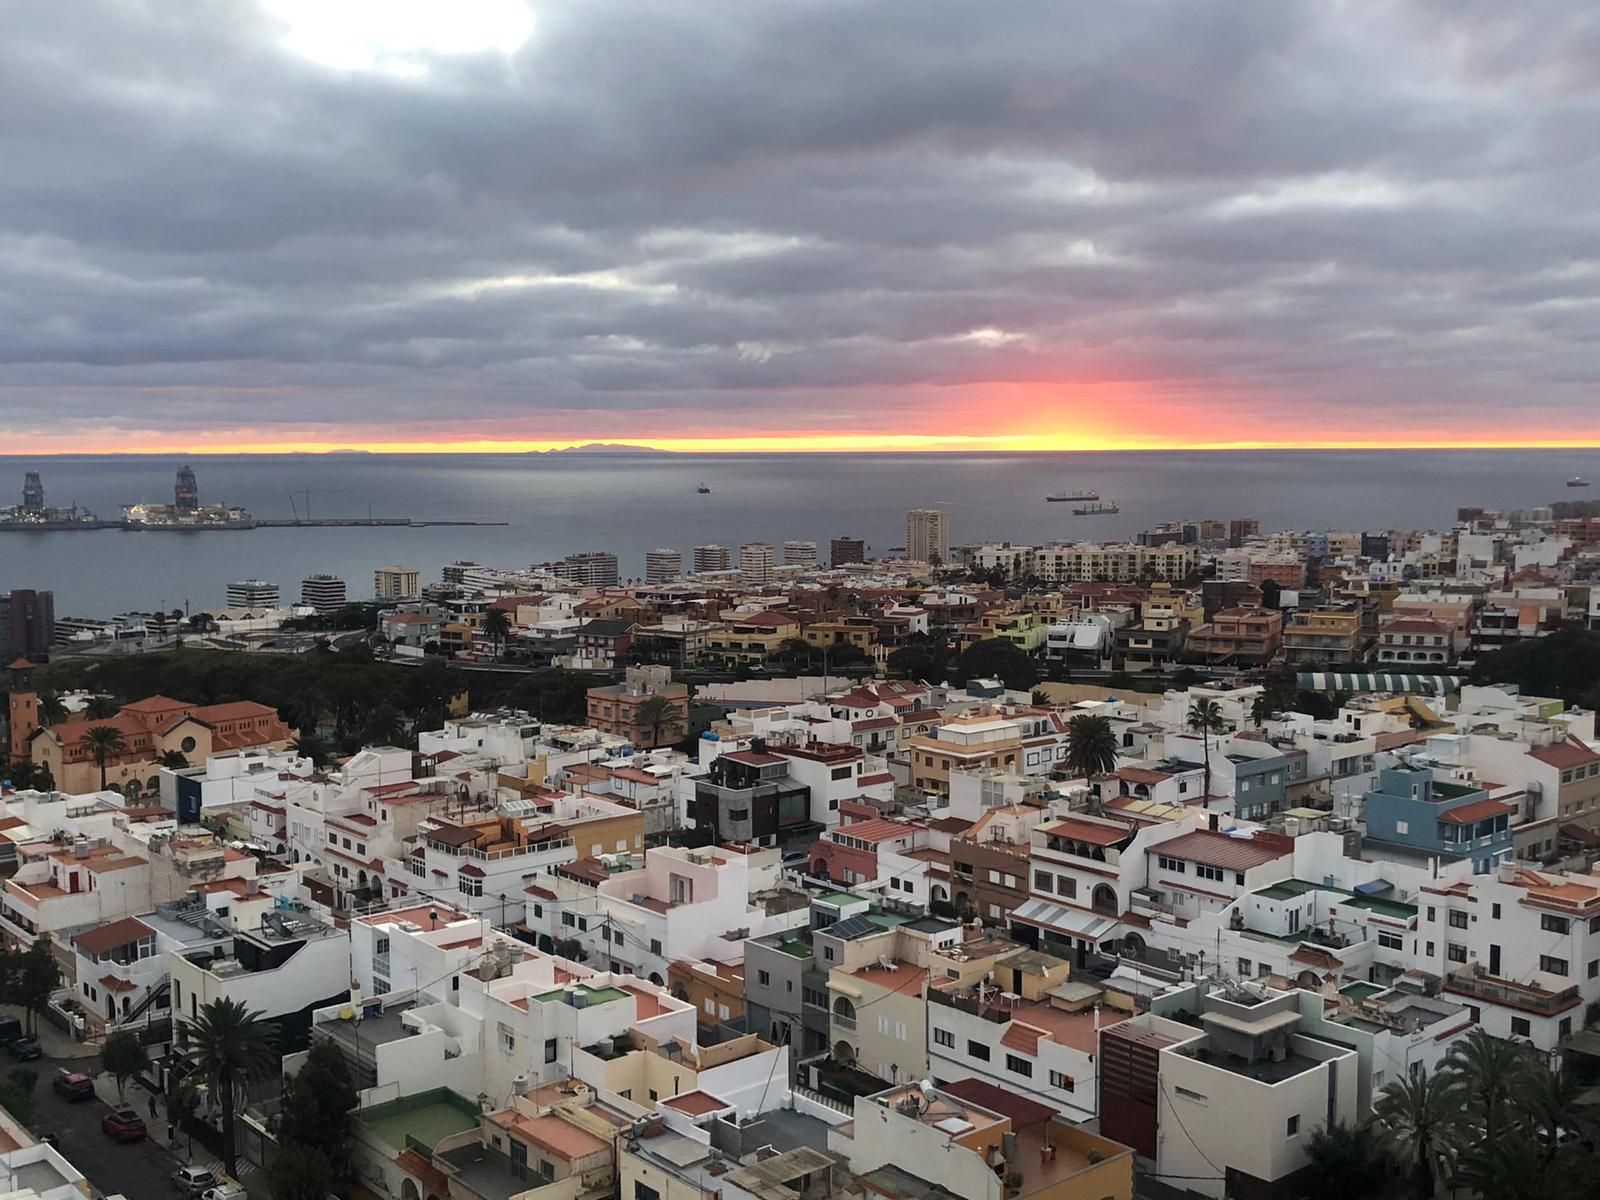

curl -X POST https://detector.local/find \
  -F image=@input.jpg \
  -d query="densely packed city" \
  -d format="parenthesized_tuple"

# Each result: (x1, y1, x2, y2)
(3, 499, 1600, 1199)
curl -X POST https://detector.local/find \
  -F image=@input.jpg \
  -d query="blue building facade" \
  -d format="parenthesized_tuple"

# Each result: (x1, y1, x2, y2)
(1363, 765, 1512, 874)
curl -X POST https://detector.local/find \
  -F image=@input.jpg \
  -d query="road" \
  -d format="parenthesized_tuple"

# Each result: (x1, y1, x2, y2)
(30, 1047, 194, 1200)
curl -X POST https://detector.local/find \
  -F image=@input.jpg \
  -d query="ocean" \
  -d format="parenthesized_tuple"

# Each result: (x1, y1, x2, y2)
(0, 449, 1595, 619)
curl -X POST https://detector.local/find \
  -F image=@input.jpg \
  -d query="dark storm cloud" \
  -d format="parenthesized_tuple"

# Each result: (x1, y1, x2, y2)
(3, 0, 1600, 441)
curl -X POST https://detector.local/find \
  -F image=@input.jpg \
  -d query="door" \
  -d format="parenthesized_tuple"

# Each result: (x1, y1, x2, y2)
(1489, 944, 1501, 976)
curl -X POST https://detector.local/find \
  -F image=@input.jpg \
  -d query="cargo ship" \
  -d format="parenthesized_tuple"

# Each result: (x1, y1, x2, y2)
(1046, 489, 1098, 502)
(1073, 500, 1119, 515)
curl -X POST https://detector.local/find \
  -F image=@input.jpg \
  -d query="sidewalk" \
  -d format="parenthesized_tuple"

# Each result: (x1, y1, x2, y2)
(0, 1003, 91, 1061)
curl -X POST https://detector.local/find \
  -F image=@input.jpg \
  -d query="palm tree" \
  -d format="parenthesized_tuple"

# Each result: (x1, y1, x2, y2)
(362, 704, 406, 747)
(1513, 1062, 1597, 1157)
(1445, 1027, 1537, 1145)
(292, 734, 331, 769)
(156, 749, 189, 769)
(481, 607, 512, 660)
(1064, 713, 1119, 807)
(184, 998, 279, 1180)
(1185, 698, 1227, 802)
(1304, 1120, 1396, 1200)
(36, 693, 67, 726)
(84, 695, 119, 720)
(83, 724, 128, 791)
(635, 695, 677, 748)
(1374, 1068, 1468, 1198)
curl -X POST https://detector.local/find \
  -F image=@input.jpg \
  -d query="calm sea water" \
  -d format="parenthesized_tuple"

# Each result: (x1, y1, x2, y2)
(0, 450, 1595, 618)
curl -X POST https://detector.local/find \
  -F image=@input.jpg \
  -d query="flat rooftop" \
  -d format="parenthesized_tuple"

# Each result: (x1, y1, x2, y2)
(359, 1088, 480, 1151)
(318, 1007, 415, 1053)
(1180, 1046, 1322, 1083)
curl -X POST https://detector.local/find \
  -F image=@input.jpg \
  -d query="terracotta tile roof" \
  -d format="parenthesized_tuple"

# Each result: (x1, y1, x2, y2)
(1041, 817, 1135, 846)
(1147, 829, 1291, 872)
(1530, 738, 1600, 770)
(662, 1090, 732, 1117)
(396, 1149, 451, 1197)
(834, 819, 916, 845)
(928, 816, 974, 835)
(1000, 1023, 1043, 1054)
(856, 772, 896, 786)
(99, 974, 138, 994)
(1117, 766, 1172, 785)
(1438, 798, 1513, 824)
(74, 916, 155, 956)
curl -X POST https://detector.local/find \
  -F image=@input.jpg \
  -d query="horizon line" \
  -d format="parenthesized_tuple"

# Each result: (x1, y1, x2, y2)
(5, 435, 1600, 457)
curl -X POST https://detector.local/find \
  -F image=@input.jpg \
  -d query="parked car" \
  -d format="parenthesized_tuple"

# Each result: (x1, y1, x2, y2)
(0, 1016, 22, 1046)
(7, 1038, 42, 1061)
(101, 1109, 147, 1142)
(199, 1183, 249, 1200)
(173, 1167, 221, 1196)
(51, 1072, 94, 1101)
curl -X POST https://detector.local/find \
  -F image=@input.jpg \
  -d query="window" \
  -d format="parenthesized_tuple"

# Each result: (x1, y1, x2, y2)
(636, 1184, 661, 1200)
(651, 939, 662, 956)
(1006, 1054, 1033, 1077)
(823, 946, 836, 962)
(374, 934, 390, 957)
(1447, 944, 1468, 963)
(728, 808, 749, 822)
(498, 1024, 516, 1053)
(1049, 1070, 1075, 1091)
(1377, 930, 1404, 951)
(532, 903, 543, 918)
(1156, 855, 1186, 873)
(1541, 914, 1571, 934)
(1448, 911, 1469, 929)
(1425, 941, 1435, 956)
(1561, 1017, 1574, 1041)
(704, 998, 716, 1015)
(758, 970, 770, 987)
(1395, 820, 1409, 835)
(1590, 960, 1598, 980)
(1426, 906, 1436, 922)
(1286, 1115, 1300, 1137)
(1511, 1017, 1531, 1038)
(1235, 872, 1246, 885)
(831, 766, 852, 780)
(1174, 1086, 1207, 1104)
(1541, 955, 1570, 976)
(460, 874, 483, 898)
(1237, 958, 1252, 976)
(967, 1040, 991, 1061)
(562, 912, 575, 927)
(1056, 876, 1077, 898)
(409, 859, 426, 878)
(1033, 871, 1053, 893)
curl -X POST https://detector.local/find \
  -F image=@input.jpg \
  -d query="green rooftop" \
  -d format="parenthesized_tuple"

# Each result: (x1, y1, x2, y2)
(533, 984, 629, 1006)
(1253, 878, 1417, 922)
(776, 940, 813, 959)
(359, 1088, 479, 1152)
(1339, 981, 1385, 1002)
(866, 913, 909, 929)
(816, 890, 869, 907)
(1432, 780, 1481, 800)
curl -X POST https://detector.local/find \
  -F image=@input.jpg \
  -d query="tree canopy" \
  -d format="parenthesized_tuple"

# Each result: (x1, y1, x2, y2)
(1471, 628, 1600, 710)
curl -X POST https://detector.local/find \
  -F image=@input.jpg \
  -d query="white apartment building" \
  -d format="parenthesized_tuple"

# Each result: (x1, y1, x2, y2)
(588, 846, 809, 985)
(783, 540, 818, 566)
(738, 542, 775, 583)
(692, 544, 731, 573)
(225, 579, 279, 608)
(644, 548, 683, 584)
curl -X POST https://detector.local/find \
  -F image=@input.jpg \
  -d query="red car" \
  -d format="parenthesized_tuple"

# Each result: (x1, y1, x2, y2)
(101, 1109, 147, 1142)
(52, 1072, 94, 1101)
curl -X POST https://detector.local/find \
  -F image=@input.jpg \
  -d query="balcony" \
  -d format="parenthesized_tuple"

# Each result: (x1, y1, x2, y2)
(1445, 967, 1580, 1016)
(833, 1012, 856, 1031)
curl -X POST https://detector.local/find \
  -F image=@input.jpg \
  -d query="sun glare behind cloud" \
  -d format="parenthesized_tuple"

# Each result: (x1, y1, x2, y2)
(261, 0, 535, 75)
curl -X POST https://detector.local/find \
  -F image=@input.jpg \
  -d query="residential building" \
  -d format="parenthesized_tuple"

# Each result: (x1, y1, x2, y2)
(225, 579, 279, 608)
(374, 565, 421, 600)
(1099, 984, 1358, 1200)
(0, 590, 55, 662)
(1249, 557, 1305, 589)
(645, 548, 683, 584)
(1228, 517, 1260, 546)
(905, 509, 949, 564)
(950, 805, 1051, 925)
(1363, 764, 1513, 874)
(784, 540, 819, 569)
(739, 542, 776, 583)
(1419, 866, 1600, 1051)
(556, 551, 621, 588)
(692, 544, 732, 573)
(1185, 607, 1284, 667)
(1283, 606, 1373, 665)
(830, 537, 866, 567)
(1376, 615, 1459, 665)
(830, 1082, 1134, 1200)
(586, 668, 691, 749)
(632, 618, 719, 668)
(708, 610, 801, 667)
(168, 902, 351, 1052)
(299, 573, 347, 613)
(907, 715, 1022, 795)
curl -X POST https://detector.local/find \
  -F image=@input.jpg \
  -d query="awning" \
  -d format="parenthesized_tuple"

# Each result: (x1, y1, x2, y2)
(1009, 898, 1117, 943)
(826, 979, 863, 999)
(1296, 671, 1465, 696)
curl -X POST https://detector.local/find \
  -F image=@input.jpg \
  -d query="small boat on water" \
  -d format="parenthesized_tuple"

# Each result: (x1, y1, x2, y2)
(697, 483, 712, 494)
(1073, 500, 1119, 515)
(1046, 489, 1098, 502)
(1569, 476, 1590, 488)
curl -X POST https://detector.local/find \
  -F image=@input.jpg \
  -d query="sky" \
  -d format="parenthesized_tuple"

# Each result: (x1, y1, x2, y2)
(5, 0, 1600, 454)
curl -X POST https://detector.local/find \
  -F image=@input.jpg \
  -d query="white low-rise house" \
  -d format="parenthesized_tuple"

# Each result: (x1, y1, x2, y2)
(168, 899, 351, 1052)
(1417, 865, 1600, 1051)
(589, 845, 809, 985)
(1099, 983, 1359, 1200)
